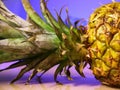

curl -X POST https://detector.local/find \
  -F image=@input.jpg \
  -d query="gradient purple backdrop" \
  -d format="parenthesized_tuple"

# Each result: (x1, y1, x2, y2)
(3, 0, 120, 22)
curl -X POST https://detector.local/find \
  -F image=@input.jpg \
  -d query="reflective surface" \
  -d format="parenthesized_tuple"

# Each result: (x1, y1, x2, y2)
(0, 64, 119, 90)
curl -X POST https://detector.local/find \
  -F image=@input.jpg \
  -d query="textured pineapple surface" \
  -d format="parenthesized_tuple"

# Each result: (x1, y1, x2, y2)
(88, 2, 120, 87)
(0, 0, 120, 88)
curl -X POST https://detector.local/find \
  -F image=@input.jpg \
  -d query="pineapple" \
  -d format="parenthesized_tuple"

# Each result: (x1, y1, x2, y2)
(88, 2, 120, 87)
(0, 0, 119, 88)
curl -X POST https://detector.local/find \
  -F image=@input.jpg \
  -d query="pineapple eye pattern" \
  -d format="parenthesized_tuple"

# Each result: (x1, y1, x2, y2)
(0, 0, 120, 88)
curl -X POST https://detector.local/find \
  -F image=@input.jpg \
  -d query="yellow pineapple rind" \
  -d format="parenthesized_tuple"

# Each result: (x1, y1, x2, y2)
(88, 2, 120, 87)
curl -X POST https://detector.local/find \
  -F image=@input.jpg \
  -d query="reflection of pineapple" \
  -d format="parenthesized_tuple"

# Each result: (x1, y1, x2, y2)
(88, 2, 120, 87)
(0, 0, 120, 87)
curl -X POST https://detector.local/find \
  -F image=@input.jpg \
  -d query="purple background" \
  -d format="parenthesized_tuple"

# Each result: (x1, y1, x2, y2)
(3, 0, 120, 22)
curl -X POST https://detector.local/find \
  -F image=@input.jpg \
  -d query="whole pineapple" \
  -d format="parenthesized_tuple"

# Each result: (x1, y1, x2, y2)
(0, 0, 120, 88)
(88, 2, 120, 87)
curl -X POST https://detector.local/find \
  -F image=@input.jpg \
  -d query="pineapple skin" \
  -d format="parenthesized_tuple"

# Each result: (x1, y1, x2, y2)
(88, 2, 120, 87)
(1, 0, 120, 86)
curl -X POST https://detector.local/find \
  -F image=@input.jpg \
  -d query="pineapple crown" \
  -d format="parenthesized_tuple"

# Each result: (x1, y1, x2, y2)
(0, 0, 89, 84)
(0, 0, 120, 86)
(22, 0, 89, 81)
